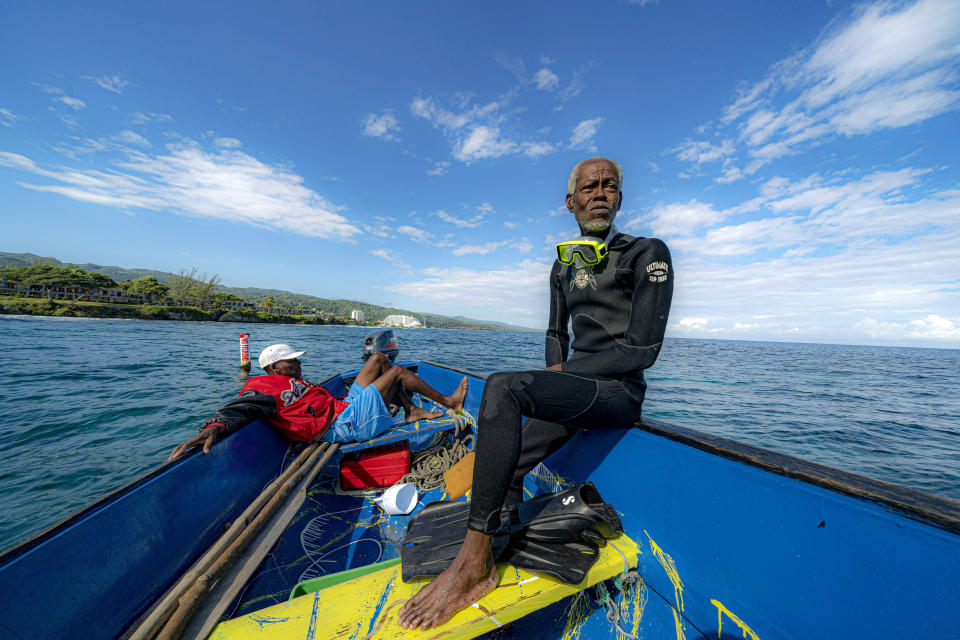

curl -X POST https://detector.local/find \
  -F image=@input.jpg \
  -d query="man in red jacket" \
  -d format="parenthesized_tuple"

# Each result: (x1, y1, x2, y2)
(168, 343, 467, 460)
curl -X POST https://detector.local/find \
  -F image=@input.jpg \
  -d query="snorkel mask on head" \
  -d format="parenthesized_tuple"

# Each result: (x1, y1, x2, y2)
(555, 238, 608, 266)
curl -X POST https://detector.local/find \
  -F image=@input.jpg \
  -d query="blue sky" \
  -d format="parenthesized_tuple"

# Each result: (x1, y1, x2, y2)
(1, 0, 958, 347)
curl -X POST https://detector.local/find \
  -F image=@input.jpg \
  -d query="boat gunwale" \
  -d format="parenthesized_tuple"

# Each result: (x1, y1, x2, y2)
(3, 359, 957, 565)
(637, 415, 960, 535)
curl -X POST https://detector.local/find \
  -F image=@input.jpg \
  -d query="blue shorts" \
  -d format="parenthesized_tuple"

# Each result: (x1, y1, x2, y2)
(326, 381, 396, 443)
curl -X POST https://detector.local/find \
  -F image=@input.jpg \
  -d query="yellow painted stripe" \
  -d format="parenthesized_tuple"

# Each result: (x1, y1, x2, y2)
(209, 534, 639, 640)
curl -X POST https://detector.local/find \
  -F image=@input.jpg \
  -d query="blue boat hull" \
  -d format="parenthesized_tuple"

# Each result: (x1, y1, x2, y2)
(0, 360, 957, 639)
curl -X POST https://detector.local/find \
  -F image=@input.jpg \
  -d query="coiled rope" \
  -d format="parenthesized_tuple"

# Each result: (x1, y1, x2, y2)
(399, 409, 476, 492)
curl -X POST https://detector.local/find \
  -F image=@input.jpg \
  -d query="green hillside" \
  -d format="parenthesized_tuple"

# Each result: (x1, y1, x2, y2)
(0, 252, 536, 332)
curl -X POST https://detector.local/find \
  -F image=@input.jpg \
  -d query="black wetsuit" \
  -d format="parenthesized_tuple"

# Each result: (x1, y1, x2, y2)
(468, 232, 673, 533)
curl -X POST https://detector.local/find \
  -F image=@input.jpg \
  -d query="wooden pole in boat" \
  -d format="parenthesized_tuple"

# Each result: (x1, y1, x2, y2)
(123, 441, 327, 640)
(154, 442, 341, 640)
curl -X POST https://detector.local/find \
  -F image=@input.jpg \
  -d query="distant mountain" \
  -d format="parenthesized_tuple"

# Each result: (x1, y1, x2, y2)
(0, 252, 537, 332)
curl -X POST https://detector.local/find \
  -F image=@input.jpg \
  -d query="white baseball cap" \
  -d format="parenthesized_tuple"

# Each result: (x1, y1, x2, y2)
(259, 344, 307, 370)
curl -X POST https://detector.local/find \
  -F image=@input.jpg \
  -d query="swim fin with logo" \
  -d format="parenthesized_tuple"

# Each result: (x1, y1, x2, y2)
(400, 482, 622, 583)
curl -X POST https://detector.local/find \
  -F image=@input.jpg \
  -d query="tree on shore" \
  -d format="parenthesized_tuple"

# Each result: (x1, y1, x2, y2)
(126, 276, 169, 299)
(193, 272, 221, 309)
(167, 268, 197, 305)
(0, 263, 117, 289)
(213, 291, 246, 308)
(166, 268, 222, 308)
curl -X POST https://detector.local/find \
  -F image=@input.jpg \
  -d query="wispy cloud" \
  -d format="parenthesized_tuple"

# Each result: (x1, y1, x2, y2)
(112, 130, 151, 147)
(626, 162, 959, 345)
(397, 225, 431, 243)
(0, 108, 23, 127)
(534, 67, 560, 91)
(426, 160, 450, 176)
(385, 258, 553, 320)
(82, 74, 131, 94)
(674, 0, 960, 181)
(362, 111, 401, 141)
(411, 91, 556, 164)
(128, 112, 174, 125)
(213, 137, 242, 149)
(451, 241, 509, 256)
(369, 248, 411, 270)
(0, 140, 358, 239)
(433, 207, 486, 228)
(569, 117, 604, 150)
(55, 95, 86, 111)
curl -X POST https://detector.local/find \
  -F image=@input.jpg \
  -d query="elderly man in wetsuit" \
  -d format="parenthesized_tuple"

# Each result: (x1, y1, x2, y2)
(398, 157, 673, 630)
(168, 344, 468, 460)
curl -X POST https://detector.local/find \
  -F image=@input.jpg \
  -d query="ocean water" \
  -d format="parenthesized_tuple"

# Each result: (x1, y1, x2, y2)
(0, 315, 958, 551)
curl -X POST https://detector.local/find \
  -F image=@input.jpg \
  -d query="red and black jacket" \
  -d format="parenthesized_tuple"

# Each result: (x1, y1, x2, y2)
(202, 375, 348, 443)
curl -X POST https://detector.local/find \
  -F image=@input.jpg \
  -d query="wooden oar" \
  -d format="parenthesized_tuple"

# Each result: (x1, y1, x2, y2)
(123, 440, 327, 640)
(182, 441, 344, 639)
(155, 442, 340, 640)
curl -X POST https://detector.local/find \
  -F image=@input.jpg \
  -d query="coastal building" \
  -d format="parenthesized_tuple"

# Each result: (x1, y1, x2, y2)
(381, 314, 421, 328)
(350, 310, 365, 322)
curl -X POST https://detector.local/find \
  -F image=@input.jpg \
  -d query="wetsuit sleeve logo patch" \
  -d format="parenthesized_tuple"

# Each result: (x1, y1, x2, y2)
(646, 261, 669, 283)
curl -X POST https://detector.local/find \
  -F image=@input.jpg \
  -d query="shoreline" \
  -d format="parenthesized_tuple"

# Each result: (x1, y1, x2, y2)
(0, 297, 531, 331)
(0, 297, 344, 325)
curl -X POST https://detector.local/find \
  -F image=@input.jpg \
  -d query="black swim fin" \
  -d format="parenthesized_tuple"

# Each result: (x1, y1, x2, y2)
(399, 499, 512, 581)
(498, 537, 601, 585)
(400, 482, 622, 583)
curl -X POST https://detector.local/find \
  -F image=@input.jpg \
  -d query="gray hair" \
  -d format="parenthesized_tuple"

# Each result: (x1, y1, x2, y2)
(567, 157, 623, 196)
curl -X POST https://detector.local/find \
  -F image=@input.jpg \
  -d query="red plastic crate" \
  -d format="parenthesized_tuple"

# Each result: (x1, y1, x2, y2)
(338, 440, 411, 491)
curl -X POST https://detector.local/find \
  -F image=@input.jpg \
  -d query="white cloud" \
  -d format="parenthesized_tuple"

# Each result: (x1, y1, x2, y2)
(451, 241, 509, 256)
(411, 92, 559, 164)
(82, 74, 131, 94)
(493, 51, 528, 83)
(674, 317, 711, 331)
(385, 258, 552, 321)
(1, 108, 22, 127)
(55, 96, 86, 111)
(627, 161, 960, 345)
(679, 0, 960, 176)
(369, 248, 410, 270)
(569, 117, 604, 150)
(128, 112, 173, 125)
(556, 64, 592, 107)
(0, 142, 358, 239)
(534, 67, 560, 91)
(426, 161, 450, 176)
(214, 137, 242, 149)
(907, 314, 960, 339)
(57, 114, 80, 129)
(397, 225, 431, 243)
(455, 126, 517, 162)
(504, 221, 518, 229)
(112, 130, 151, 147)
(671, 138, 734, 164)
(522, 141, 557, 157)
(362, 111, 401, 141)
(635, 199, 728, 238)
(433, 209, 485, 228)
(694, 216, 805, 256)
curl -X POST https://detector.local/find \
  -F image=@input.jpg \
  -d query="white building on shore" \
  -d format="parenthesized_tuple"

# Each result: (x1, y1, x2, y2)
(381, 314, 421, 328)
(350, 310, 365, 322)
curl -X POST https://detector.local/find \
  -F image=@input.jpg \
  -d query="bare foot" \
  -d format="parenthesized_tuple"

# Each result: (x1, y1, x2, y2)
(405, 405, 443, 423)
(397, 530, 498, 630)
(446, 377, 469, 412)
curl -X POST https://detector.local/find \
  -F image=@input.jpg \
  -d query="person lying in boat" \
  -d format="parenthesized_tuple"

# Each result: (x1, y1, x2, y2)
(398, 156, 673, 630)
(167, 343, 468, 460)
